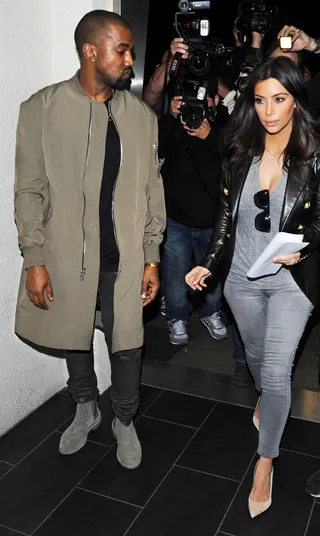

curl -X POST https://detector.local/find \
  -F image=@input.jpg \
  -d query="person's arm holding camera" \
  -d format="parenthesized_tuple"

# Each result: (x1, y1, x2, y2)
(277, 25, 320, 54)
(158, 95, 183, 159)
(182, 119, 212, 140)
(143, 39, 189, 108)
(277, 25, 320, 119)
(230, 18, 247, 80)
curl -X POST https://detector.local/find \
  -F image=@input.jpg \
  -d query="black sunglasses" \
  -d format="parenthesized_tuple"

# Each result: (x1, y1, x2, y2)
(254, 189, 270, 233)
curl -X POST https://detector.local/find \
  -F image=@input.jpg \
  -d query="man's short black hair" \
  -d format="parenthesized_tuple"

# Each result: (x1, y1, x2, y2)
(74, 10, 131, 58)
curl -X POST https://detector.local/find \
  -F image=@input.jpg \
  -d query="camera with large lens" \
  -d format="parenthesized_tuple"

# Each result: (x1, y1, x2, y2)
(169, 1, 229, 129)
(178, 77, 209, 129)
(171, 0, 230, 78)
(235, 61, 259, 93)
(235, 0, 279, 43)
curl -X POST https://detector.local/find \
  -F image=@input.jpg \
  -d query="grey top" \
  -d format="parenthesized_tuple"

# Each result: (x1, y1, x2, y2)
(227, 157, 294, 288)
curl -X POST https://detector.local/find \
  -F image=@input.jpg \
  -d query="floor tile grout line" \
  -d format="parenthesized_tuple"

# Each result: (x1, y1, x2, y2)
(77, 486, 142, 509)
(141, 382, 221, 403)
(142, 375, 320, 419)
(0, 459, 13, 467)
(29, 447, 111, 536)
(144, 381, 320, 425)
(218, 532, 236, 536)
(175, 464, 241, 483)
(303, 498, 316, 536)
(141, 381, 257, 410)
(141, 414, 198, 430)
(122, 401, 219, 536)
(137, 388, 165, 419)
(214, 450, 257, 536)
(0, 524, 28, 535)
(0, 410, 77, 483)
(280, 447, 320, 460)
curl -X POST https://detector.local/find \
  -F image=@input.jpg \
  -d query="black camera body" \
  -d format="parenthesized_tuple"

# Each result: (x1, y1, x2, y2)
(235, 61, 259, 93)
(177, 0, 211, 12)
(178, 77, 209, 129)
(236, 0, 279, 42)
(169, 0, 228, 129)
(171, 0, 230, 78)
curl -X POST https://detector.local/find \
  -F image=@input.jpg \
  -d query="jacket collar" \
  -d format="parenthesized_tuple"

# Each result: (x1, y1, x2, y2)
(230, 156, 252, 221)
(67, 71, 122, 104)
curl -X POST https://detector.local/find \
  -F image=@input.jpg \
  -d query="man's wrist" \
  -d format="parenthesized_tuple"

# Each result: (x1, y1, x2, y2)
(145, 262, 159, 268)
(306, 37, 320, 53)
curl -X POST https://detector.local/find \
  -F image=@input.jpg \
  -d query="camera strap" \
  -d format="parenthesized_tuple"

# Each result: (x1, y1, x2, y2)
(181, 126, 218, 209)
(158, 51, 173, 119)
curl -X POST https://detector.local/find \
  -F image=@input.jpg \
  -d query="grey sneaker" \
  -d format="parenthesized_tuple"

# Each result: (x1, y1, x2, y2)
(167, 319, 188, 345)
(59, 401, 101, 455)
(200, 312, 227, 340)
(112, 418, 142, 469)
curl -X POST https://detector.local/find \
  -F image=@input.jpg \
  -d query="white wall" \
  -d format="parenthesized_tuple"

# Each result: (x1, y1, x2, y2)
(0, 0, 117, 437)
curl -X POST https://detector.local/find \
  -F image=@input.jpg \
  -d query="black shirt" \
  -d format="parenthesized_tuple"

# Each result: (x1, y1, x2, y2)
(99, 99, 121, 272)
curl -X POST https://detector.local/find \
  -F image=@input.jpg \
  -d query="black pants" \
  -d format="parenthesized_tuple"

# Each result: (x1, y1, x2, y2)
(65, 272, 142, 425)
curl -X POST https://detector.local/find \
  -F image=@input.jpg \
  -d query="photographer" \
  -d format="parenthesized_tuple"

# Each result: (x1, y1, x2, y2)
(143, 38, 189, 111)
(241, 24, 320, 119)
(158, 73, 228, 345)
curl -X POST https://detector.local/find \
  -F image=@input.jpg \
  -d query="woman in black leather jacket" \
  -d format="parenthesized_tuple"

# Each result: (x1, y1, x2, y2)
(185, 56, 320, 518)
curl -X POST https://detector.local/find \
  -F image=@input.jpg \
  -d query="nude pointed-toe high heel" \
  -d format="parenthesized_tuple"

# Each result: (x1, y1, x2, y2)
(253, 397, 260, 431)
(248, 467, 273, 518)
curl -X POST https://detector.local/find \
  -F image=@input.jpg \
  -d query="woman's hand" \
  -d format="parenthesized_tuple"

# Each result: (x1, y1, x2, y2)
(185, 266, 211, 291)
(273, 251, 301, 266)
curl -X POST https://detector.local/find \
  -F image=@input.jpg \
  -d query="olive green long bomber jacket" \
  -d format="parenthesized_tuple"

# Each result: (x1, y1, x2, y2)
(14, 73, 166, 352)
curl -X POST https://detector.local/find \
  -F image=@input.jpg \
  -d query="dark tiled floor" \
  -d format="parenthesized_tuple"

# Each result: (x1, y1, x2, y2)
(0, 362, 320, 536)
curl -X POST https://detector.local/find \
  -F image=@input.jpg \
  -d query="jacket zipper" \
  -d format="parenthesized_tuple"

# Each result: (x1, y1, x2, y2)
(153, 143, 161, 177)
(80, 101, 93, 280)
(108, 101, 122, 269)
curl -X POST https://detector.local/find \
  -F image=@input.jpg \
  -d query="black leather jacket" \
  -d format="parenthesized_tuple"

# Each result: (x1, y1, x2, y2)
(201, 155, 320, 306)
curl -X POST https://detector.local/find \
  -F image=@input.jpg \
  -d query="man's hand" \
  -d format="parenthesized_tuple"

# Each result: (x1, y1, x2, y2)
(26, 265, 54, 310)
(170, 37, 189, 59)
(232, 19, 242, 46)
(251, 31, 264, 48)
(183, 118, 211, 140)
(170, 95, 183, 118)
(141, 264, 160, 307)
(277, 25, 316, 52)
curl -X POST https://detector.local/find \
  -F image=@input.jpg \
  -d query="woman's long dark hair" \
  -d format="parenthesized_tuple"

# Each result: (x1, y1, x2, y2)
(223, 56, 320, 182)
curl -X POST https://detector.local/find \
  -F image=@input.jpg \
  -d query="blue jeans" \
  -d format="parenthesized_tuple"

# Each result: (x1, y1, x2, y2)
(162, 217, 222, 321)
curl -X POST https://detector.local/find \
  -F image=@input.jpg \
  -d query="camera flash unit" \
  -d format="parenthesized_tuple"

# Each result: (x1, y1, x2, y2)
(280, 35, 293, 51)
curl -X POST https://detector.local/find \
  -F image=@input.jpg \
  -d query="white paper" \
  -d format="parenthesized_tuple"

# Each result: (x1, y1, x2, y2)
(247, 232, 309, 279)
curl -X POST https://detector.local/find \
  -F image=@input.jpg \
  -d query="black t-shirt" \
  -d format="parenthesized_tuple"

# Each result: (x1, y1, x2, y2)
(99, 99, 121, 272)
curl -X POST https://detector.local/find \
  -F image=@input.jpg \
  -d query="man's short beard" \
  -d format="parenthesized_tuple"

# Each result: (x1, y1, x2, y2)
(98, 70, 133, 91)
(113, 76, 132, 90)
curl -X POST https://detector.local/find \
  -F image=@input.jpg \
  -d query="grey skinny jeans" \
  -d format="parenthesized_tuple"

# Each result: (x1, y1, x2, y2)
(224, 276, 313, 459)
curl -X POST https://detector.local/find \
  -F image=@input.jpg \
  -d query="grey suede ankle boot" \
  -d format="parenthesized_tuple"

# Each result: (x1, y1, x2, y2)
(59, 401, 101, 455)
(112, 417, 142, 469)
